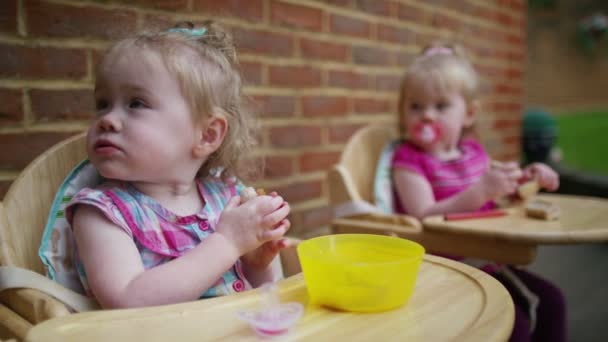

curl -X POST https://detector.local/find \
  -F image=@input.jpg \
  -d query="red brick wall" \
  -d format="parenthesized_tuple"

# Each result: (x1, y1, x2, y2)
(0, 0, 526, 237)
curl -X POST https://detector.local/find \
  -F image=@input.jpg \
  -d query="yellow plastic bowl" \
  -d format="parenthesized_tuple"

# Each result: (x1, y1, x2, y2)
(297, 234, 425, 312)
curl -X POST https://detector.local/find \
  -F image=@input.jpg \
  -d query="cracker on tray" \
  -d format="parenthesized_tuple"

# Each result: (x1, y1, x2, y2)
(525, 199, 560, 220)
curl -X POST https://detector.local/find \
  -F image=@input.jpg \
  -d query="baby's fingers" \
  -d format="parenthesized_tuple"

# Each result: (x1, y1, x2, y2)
(261, 223, 289, 241)
(262, 202, 290, 227)
(539, 173, 559, 191)
(277, 235, 297, 249)
(505, 168, 523, 181)
(255, 195, 285, 214)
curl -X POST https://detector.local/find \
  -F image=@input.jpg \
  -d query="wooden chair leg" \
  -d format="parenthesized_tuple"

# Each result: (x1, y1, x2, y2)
(279, 238, 302, 277)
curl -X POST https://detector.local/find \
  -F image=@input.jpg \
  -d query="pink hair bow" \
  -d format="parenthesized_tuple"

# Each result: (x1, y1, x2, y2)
(422, 46, 454, 57)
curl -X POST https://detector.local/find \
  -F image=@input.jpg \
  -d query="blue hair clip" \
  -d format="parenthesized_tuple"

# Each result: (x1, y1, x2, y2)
(168, 27, 207, 37)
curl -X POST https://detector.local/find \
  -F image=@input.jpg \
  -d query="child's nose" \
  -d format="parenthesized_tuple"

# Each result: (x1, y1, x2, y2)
(421, 108, 435, 121)
(97, 111, 122, 132)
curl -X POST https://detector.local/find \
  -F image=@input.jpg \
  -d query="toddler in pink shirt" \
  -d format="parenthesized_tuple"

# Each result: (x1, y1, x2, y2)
(391, 41, 565, 342)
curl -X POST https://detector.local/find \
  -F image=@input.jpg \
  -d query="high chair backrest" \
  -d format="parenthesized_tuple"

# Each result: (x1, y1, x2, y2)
(0, 133, 86, 273)
(328, 124, 398, 208)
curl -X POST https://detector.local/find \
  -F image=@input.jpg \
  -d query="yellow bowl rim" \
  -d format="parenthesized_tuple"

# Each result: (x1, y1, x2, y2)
(297, 233, 425, 266)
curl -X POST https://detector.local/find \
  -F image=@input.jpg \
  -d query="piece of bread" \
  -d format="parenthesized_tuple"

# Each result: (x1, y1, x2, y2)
(525, 199, 560, 220)
(241, 187, 266, 202)
(517, 180, 540, 200)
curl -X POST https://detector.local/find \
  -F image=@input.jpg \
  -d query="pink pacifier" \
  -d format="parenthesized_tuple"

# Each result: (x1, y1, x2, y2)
(237, 283, 304, 338)
(412, 122, 441, 144)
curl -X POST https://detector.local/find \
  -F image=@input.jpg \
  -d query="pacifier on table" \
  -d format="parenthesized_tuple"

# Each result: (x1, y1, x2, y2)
(412, 122, 441, 144)
(237, 283, 303, 338)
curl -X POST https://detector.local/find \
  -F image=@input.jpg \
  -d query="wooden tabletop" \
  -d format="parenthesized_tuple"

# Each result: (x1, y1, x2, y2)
(423, 194, 608, 244)
(26, 255, 513, 341)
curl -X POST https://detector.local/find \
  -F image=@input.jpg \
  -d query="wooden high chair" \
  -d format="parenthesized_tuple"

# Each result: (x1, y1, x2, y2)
(0, 133, 302, 340)
(328, 124, 538, 265)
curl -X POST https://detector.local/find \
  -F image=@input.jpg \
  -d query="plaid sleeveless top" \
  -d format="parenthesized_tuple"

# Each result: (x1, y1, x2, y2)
(66, 178, 250, 298)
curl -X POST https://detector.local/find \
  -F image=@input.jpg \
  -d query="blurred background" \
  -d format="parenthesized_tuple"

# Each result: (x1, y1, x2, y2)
(526, 1, 608, 341)
(0, 0, 606, 340)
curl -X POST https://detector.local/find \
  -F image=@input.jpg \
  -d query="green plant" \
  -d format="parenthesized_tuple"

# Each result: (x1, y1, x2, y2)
(556, 111, 608, 175)
(577, 13, 607, 53)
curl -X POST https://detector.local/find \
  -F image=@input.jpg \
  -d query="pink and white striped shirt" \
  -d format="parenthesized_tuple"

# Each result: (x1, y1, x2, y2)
(391, 138, 494, 214)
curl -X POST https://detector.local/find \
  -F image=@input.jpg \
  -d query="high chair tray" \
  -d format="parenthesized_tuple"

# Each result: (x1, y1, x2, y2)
(26, 255, 513, 342)
(423, 194, 608, 244)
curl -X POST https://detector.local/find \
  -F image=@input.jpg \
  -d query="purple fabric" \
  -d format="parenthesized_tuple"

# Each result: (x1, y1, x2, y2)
(493, 267, 567, 342)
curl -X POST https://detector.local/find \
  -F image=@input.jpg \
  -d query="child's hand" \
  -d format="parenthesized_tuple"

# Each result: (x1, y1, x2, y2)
(524, 163, 559, 192)
(240, 236, 295, 272)
(215, 195, 290, 257)
(475, 161, 523, 201)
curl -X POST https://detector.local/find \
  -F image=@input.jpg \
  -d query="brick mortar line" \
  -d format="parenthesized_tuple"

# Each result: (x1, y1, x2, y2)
(258, 115, 393, 127)
(253, 171, 326, 187)
(17, 0, 26, 36)
(481, 94, 524, 102)
(263, 121, 369, 134)
(291, 153, 301, 184)
(0, 123, 87, 134)
(135, 9, 144, 31)
(85, 50, 94, 83)
(242, 58, 526, 79)
(256, 142, 368, 157)
(255, 143, 363, 155)
(0, 80, 93, 89)
(236, 57, 522, 78)
(240, 56, 416, 73)
(320, 122, 329, 146)
(253, 148, 343, 157)
(244, 81, 523, 96)
(0, 171, 21, 180)
(289, 199, 330, 213)
(0, 34, 110, 49)
(22, 89, 32, 127)
(269, 146, 345, 154)
(251, 78, 522, 91)
(243, 87, 396, 97)
(263, 121, 376, 131)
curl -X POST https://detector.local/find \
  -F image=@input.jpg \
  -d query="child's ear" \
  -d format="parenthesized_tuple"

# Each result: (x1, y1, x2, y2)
(192, 114, 228, 159)
(464, 99, 480, 127)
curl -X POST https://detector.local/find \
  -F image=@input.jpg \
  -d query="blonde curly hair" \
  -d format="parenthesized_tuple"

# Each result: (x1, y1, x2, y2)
(98, 20, 258, 181)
